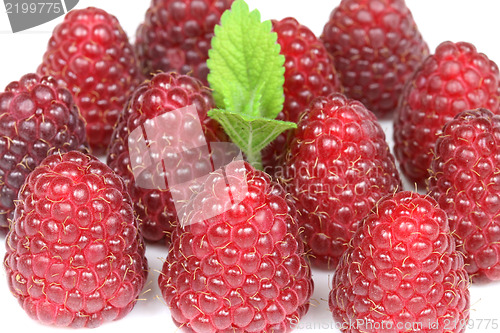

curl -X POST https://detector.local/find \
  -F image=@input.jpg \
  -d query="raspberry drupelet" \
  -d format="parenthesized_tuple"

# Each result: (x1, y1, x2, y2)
(159, 161, 313, 333)
(262, 17, 342, 175)
(135, 0, 234, 85)
(429, 108, 500, 282)
(38, 7, 143, 153)
(329, 191, 470, 333)
(106, 72, 226, 244)
(321, 0, 429, 117)
(0, 73, 87, 230)
(4, 151, 148, 328)
(282, 93, 401, 269)
(394, 41, 500, 187)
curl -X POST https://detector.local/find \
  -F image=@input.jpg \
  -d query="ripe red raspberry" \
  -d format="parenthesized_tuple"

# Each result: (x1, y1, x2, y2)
(394, 41, 500, 187)
(135, 0, 233, 85)
(106, 72, 226, 243)
(429, 108, 500, 283)
(262, 17, 342, 174)
(4, 151, 148, 328)
(321, 0, 428, 117)
(159, 161, 313, 333)
(0, 73, 87, 230)
(38, 7, 143, 154)
(329, 191, 470, 333)
(282, 93, 401, 269)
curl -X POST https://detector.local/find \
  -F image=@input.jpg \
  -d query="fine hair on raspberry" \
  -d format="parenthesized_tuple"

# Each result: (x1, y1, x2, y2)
(329, 191, 470, 333)
(0, 73, 88, 230)
(107, 72, 227, 244)
(159, 161, 313, 332)
(4, 151, 148, 328)
(282, 92, 401, 269)
(429, 108, 500, 283)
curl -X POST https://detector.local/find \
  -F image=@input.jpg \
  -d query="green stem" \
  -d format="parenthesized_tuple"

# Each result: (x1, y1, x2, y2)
(245, 150, 263, 170)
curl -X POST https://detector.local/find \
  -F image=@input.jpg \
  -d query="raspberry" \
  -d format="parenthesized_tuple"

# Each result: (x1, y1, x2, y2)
(38, 7, 143, 153)
(429, 108, 500, 282)
(262, 17, 342, 174)
(106, 72, 226, 243)
(321, 0, 428, 117)
(394, 41, 500, 186)
(329, 191, 470, 333)
(135, 0, 233, 85)
(159, 161, 313, 332)
(0, 73, 87, 230)
(4, 151, 148, 328)
(282, 93, 401, 269)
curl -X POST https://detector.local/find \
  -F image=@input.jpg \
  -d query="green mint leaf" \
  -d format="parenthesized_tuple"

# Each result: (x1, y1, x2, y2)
(207, 0, 291, 169)
(208, 109, 296, 168)
(207, 0, 285, 119)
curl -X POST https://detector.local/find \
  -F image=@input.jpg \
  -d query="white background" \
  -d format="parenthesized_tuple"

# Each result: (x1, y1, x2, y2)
(1, 1, 500, 332)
